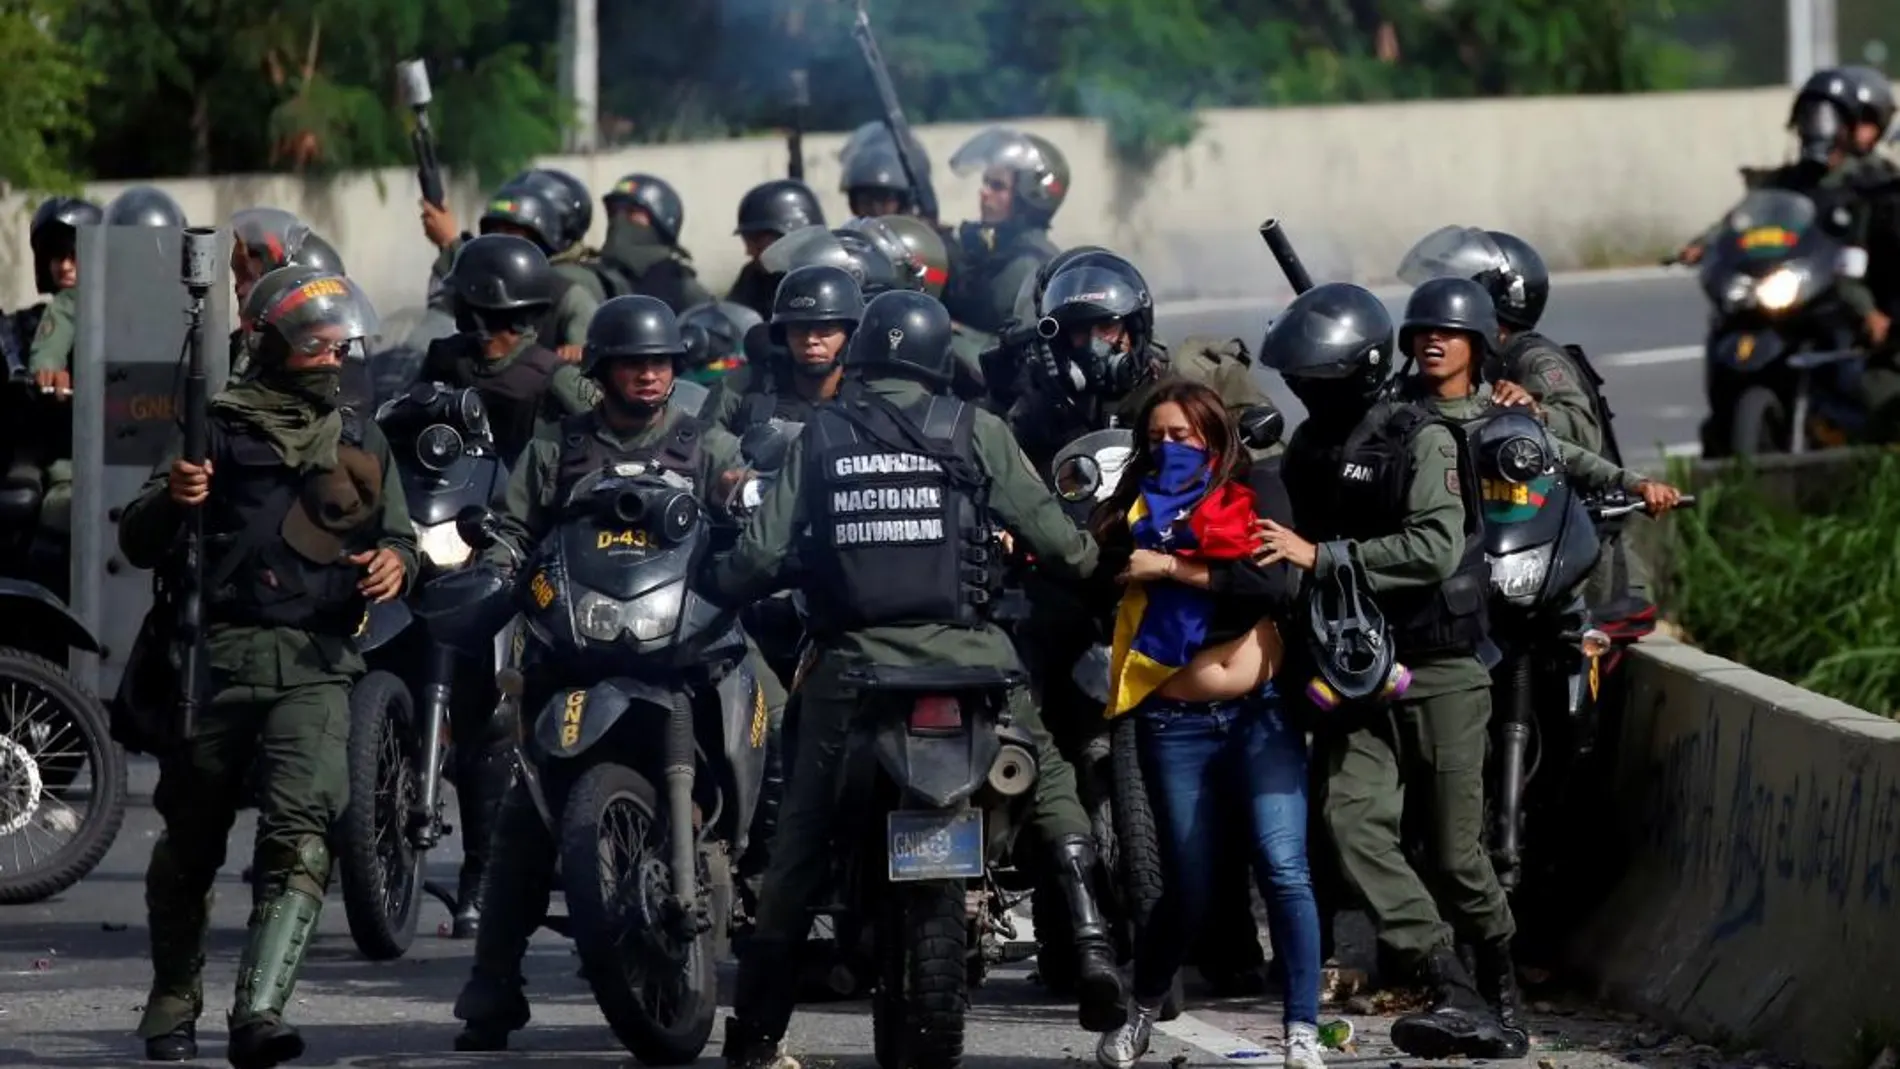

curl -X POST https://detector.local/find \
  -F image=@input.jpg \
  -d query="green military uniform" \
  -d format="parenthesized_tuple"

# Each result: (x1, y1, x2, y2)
(453, 402, 749, 1042)
(1289, 403, 1508, 970)
(596, 224, 715, 312)
(120, 380, 418, 1052)
(710, 374, 1097, 957)
(421, 331, 601, 457)
(702, 362, 761, 431)
(550, 243, 608, 302)
(24, 288, 76, 532)
(430, 238, 599, 348)
(1409, 384, 1649, 497)
(949, 324, 993, 405)
(944, 225, 1057, 334)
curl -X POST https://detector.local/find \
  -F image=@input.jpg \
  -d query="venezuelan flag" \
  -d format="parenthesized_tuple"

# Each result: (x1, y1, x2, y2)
(1104, 478, 1257, 718)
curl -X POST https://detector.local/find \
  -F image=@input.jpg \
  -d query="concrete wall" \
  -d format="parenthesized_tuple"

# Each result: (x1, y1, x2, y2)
(1, 87, 1796, 317)
(1575, 638, 1900, 1063)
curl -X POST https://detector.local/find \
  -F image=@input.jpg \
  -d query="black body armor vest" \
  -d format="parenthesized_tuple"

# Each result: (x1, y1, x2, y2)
(553, 411, 705, 505)
(422, 335, 562, 467)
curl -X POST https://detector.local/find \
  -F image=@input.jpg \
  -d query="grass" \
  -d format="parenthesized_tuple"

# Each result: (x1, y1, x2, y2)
(1664, 453, 1900, 719)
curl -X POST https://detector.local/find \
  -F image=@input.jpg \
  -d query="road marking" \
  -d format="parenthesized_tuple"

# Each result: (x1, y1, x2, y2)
(1597, 345, 1701, 368)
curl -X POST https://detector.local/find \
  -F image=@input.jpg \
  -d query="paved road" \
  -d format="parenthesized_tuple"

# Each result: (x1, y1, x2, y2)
(0, 761, 1747, 1069)
(1159, 266, 1709, 460)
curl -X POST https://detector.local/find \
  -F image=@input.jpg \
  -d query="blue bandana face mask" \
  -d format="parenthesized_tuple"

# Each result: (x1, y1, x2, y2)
(1148, 441, 1209, 494)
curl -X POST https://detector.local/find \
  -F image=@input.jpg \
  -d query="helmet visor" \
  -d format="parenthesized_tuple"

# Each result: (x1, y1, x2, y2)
(1039, 265, 1144, 322)
(262, 275, 381, 356)
(839, 121, 929, 175)
(841, 216, 923, 287)
(1396, 225, 1509, 286)
(232, 208, 313, 270)
(949, 128, 1049, 178)
(760, 225, 852, 276)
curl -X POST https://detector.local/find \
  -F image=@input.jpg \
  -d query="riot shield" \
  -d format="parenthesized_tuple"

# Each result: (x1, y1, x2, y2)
(69, 224, 232, 697)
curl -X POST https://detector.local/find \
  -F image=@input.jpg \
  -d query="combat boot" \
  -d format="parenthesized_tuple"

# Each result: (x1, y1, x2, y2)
(226, 887, 323, 1069)
(452, 786, 554, 1051)
(140, 835, 212, 1061)
(1052, 834, 1128, 1033)
(1474, 936, 1532, 1056)
(1390, 945, 1521, 1061)
(451, 747, 512, 939)
(721, 1016, 802, 1069)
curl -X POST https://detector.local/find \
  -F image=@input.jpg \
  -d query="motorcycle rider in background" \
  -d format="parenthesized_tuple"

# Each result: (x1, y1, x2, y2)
(943, 128, 1068, 333)
(595, 173, 716, 311)
(452, 295, 747, 1052)
(1676, 67, 1899, 451)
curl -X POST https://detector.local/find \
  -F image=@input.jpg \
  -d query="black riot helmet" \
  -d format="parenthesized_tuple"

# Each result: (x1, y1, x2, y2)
(1017, 245, 1132, 322)
(231, 208, 348, 276)
(480, 188, 564, 255)
(29, 197, 102, 294)
(104, 185, 187, 228)
(679, 300, 763, 379)
(1791, 67, 1896, 150)
(1482, 231, 1548, 331)
(580, 295, 688, 378)
(760, 225, 903, 296)
(604, 173, 686, 247)
(1840, 66, 1897, 136)
(843, 290, 956, 387)
(444, 234, 555, 312)
(290, 231, 347, 274)
(769, 264, 865, 338)
(507, 167, 593, 250)
(735, 179, 825, 238)
(1037, 258, 1156, 395)
(1399, 277, 1500, 364)
(1258, 283, 1397, 417)
(840, 148, 913, 213)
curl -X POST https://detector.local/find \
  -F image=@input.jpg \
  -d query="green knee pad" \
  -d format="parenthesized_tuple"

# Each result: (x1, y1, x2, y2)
(250, 832, 332, 905)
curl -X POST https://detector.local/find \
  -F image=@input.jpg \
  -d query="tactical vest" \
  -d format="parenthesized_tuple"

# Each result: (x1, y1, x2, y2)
(1283, 404, 1490, 660)
(593, 255, 692, 312)
(1497, 332, 1627, 465)
(533, 271, 578, 348)
(3, 305, 43, 373)
(202, 410, 376, 635)
(802, 386, 994, 636)
(735, 383, 816, 435)
(423, 335, 562, 466)
(553, 412, 704, 504)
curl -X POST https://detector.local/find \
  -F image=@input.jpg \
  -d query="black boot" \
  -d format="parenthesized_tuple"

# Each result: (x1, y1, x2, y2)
(726, 939, 801, 1068)
(452, 783, 553, 1051)
(721, 1016, 800, 1069)
(1052, 834, 1128, 1032)
(451, 747, 512, 939)
(1391, 945, 1522, 1060)
(1474, 936, 1532, 1055)
(144, 1022, 197, 1062)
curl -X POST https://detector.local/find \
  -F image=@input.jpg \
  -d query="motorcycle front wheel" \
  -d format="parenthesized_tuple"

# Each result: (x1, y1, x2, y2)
(873, 877, 969, 1069)
(561, 761, 718, 1066)
(337, 670, 425, 960)
(1730, 385, 1789, 457)
(0, 649, 125, 904)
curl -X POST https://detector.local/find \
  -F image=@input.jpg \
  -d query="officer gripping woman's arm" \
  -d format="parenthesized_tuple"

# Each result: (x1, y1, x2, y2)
(118, 270, 416, 1066)
(706, 289, 1133, 1069)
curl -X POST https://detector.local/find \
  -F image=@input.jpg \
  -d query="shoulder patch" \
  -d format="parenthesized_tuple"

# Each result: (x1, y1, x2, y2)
(1537, 365, 1568, 388)
(34, 314, 54, 340)
(1445, 469, 1461, 495)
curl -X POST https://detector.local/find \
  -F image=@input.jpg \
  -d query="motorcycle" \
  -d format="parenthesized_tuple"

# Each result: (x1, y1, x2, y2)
(1695, 187, 1868, 456)
(0, 372, 126, 904)
(1470, 409, 1693, 948)
(456, 457, 768, 1067)
(333, 381, 508, 958)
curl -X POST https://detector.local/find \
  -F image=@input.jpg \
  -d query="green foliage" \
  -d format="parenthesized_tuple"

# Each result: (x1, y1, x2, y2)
(1666, 454, 1900, 718)
(0, 0, 98, 192)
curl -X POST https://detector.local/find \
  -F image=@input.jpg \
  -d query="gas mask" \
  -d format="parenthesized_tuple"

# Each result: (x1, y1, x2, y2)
(1793, 99, 1846, 167)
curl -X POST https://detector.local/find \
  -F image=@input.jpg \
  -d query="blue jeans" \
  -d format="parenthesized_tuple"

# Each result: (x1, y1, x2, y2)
(1131, 689, 1322, 1027)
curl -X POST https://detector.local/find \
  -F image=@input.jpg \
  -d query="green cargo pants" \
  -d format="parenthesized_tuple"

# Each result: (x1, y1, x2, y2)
(1319, 685, 1514, 969)
(750, 653, 1088, 945)
(138, 680, 350, 1038)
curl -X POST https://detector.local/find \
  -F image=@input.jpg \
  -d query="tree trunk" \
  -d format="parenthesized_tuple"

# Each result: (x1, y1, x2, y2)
(191, 89, 212, 175)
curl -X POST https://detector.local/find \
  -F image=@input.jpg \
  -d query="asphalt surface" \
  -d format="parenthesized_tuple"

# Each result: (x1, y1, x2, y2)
(1159, 266, 1709, 460)
(0, 760, 1749, 1069)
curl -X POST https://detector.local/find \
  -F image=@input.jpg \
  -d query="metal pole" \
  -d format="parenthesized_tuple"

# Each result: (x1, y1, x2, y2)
(1788, 0, 1814, 85)
(1812, 0, 1838, 70)
(560, 0, 599, 152)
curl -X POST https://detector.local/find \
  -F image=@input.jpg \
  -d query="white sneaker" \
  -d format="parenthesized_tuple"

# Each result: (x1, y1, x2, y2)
(1096, 999, 1158, 1068)
(1286, 1022, 1327, 1069)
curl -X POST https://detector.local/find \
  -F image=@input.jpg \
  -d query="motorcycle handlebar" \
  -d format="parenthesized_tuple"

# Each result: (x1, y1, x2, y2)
(1591, 493, 1696, 521)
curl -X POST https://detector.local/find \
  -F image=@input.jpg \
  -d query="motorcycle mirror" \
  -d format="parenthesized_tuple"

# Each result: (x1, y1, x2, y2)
(455, 505, 500, 550)
(1237, 406, 1285, 451)
(1054, 454, 1102, 503)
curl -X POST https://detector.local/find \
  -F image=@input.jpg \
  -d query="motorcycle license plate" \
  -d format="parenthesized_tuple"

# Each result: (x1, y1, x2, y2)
(886, 809, 984, 882)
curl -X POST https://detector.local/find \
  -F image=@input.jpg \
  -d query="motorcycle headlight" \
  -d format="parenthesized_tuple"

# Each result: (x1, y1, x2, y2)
(415, 520, 472, 569)
(1487, 545, 1552, 605)
(576, 591, 624, 642)
(1755, 268, 1802, 312)
(573, 582, 688, 643)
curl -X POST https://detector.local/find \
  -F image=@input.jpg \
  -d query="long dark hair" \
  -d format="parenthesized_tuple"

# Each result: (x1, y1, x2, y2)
(1089, 379, 1249, 544)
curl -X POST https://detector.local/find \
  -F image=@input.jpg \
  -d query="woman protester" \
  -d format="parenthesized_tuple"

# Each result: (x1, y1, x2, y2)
(1090, 381, 1326, 1069)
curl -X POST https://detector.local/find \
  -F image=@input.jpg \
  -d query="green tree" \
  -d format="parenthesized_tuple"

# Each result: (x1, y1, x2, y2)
(72, 0, 564, 184)
(0, 0, 98, 191)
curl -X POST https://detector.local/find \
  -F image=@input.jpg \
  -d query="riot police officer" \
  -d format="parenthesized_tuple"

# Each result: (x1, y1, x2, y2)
(1256, 282, 1525, 1062)
(7, 195, 100, 509)
(838, 119, 938, 222)
(420, 187, 600, 359)
(727, 180, 827, 319)
(712, 290, 1128, 1069)
(507, 167, 595, 255)
(451, 295, 747, 1052)
(942, 127, 1068, 333)
(418, 234, 601, 469)
(120, 272, 417, 1067)
(593, 173, 714, 311)
(679, 300, 764, 386)
(1010, 252, 1274, 473)
(716, 265, 862, 438)
(228, 209, 348, 378)
(877, 214, 993, 403)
